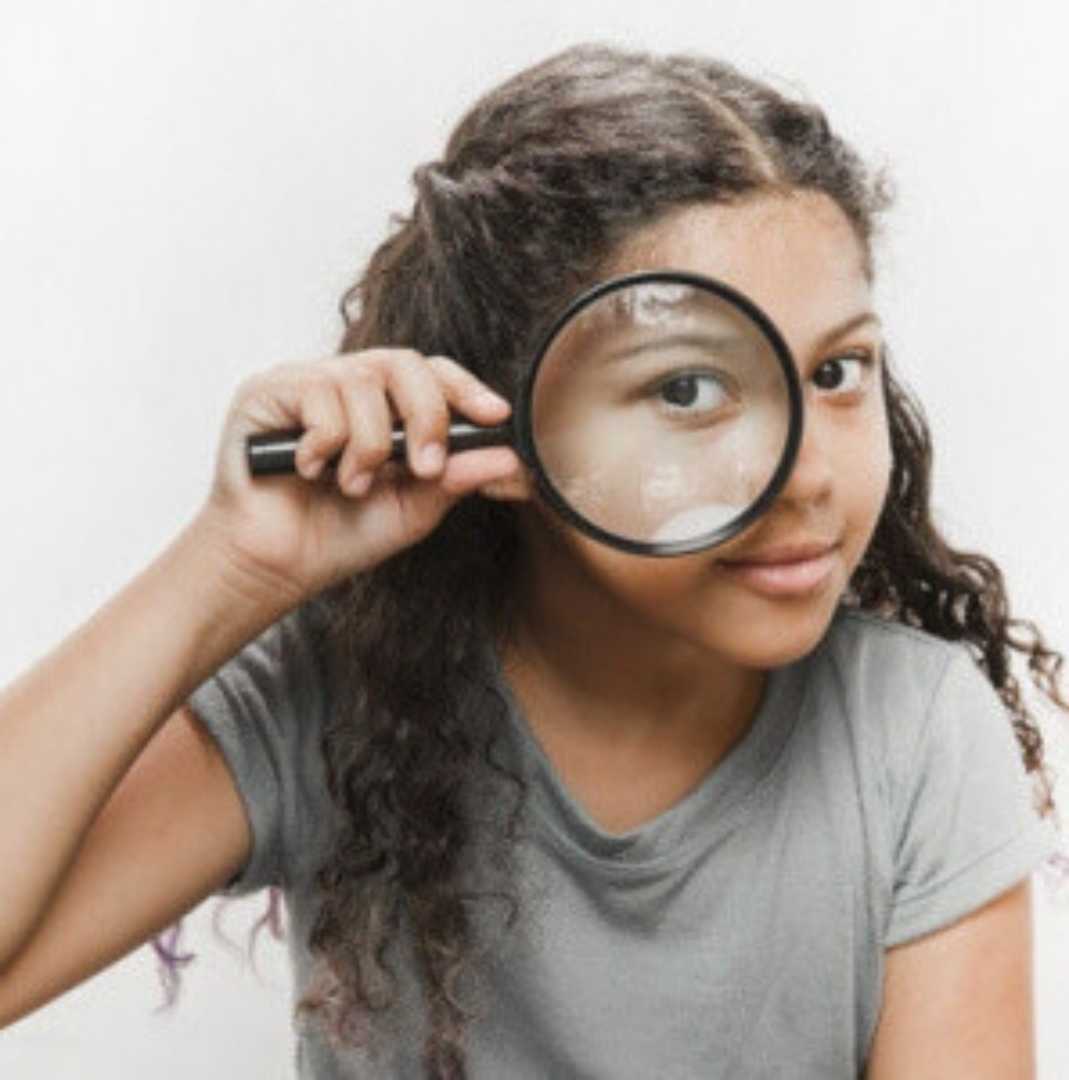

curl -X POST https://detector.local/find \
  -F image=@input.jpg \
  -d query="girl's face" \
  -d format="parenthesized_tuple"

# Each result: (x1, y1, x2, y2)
(511, 191, 891, 671)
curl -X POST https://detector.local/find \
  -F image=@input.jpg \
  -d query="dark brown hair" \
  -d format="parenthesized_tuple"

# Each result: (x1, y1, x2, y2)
(284, 44, 1064, 1077)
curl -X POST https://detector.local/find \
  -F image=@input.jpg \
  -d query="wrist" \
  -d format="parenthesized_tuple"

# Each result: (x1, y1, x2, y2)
(171, 508, 306, 639)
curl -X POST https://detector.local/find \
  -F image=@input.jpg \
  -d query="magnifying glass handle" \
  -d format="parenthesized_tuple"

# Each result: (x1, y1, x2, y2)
(245, 421, 513, 476)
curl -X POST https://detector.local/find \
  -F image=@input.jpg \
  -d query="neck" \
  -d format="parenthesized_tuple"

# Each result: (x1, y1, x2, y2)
(499, 526, 766, 757)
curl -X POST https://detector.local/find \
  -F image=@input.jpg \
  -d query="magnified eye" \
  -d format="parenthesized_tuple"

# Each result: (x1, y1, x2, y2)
(812, 354, 870, 395)
(655, 371, 730, 415)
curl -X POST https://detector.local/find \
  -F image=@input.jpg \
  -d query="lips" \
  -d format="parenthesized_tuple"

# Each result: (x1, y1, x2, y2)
(716, 540, 841, 597)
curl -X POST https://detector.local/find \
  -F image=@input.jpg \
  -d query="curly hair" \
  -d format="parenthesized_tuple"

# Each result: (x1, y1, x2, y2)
(261, 43, 1063, 1077)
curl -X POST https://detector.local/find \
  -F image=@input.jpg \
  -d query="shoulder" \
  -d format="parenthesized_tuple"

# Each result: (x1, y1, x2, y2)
(799, 608, 1011, 803)
(807, 608, 971, 735)
(187, 594, 341, 891)
(818, 607, 963, 686)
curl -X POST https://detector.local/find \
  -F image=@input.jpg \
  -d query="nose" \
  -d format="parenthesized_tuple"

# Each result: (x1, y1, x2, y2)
(777, 409, 833, 508)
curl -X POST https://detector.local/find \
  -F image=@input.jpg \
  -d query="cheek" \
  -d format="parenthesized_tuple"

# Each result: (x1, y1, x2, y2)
(553, 520, 709, 608)
(848, 403, 893, 546)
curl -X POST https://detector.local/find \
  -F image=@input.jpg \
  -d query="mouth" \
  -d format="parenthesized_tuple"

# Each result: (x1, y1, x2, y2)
(715, 540, 841, 598)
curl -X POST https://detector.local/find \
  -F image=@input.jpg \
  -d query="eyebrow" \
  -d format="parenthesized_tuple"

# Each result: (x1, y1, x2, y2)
(600, 331, 756, 363)
(576, 312, 883, 365)
(813, 312, 882, 353)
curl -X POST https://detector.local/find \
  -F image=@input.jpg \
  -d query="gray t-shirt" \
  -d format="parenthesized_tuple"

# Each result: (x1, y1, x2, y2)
(188, 605, 1057, 1078)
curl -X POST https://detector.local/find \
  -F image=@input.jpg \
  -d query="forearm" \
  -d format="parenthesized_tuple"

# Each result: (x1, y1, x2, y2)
(0, 510, 292, 970)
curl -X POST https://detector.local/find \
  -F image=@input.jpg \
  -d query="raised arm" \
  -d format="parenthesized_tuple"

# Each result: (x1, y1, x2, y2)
(0, 349, 519, 1024)
(0, 516, 290, 984)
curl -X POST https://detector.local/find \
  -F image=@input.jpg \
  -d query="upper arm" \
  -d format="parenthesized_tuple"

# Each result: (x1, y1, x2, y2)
(0, 704, 251, 1028)
(866, 880, 1035, 1080)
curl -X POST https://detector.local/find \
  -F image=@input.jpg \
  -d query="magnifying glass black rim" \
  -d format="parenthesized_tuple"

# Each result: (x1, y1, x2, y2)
(515, 269, 804, 557)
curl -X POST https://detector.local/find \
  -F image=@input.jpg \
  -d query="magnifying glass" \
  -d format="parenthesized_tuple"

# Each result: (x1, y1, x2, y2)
(246, 270, 803, 557)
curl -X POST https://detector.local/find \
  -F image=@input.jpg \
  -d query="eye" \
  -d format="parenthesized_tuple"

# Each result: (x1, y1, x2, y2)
(812, 353, 871, 395)
(655, 372, 730, 414)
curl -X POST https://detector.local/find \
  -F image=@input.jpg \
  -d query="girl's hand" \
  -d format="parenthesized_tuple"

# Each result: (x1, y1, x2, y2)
(193, 348, 521, 606)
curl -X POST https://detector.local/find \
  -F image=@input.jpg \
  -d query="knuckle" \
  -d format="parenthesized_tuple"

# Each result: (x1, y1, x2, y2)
(329, 356, 384, 398)
(301, 400, 341, 434)
(324, 352, 368, 377)
(349, 346, 422, 374)
(237, 365, 284, 398)
(400, 386, 448, 435)
(302, 364, 336, 390)
(303, 429, 346, 460)
(389, 348, 434, 384)
(308, 414, 347, 440)
(342, 367, 382, 396)
(263, 359, 305, 385)
(425, 354, 466, 381)
(420, 398, 450, 433)
(298, 386, 343, 428)
(391, 347, 425, 366)
(345, 437, 389, 472)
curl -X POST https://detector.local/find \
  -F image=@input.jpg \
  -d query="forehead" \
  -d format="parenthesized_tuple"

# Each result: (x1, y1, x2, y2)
(603, 193, 874, 354)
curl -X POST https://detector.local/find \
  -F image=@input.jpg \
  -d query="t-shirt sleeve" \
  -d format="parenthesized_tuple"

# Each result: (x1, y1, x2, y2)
(885, 648, 1060, 947)
(186, 600, 335, 895)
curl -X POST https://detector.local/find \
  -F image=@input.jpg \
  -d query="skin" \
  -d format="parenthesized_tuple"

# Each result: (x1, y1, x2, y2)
(0, 192, 1036, 1077)
(496, 192, 892, 831)
(494, 193, 1036, 1077)
(532, 281, 789, 541)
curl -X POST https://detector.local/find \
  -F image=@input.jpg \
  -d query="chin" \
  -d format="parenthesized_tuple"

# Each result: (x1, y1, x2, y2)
(698, 593, 844, 671)
(734, 635, 827, 672)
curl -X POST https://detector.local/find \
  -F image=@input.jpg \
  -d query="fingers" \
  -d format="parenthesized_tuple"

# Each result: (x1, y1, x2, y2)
(373, 353, 513, 480)
(293, 377, 347, 482)
(334, 368, 394, 495)
(425, 355, 512, 427)
(441, 446, 528, 499)
(246, 348, 514, 498)
(375, 350, 452, 478)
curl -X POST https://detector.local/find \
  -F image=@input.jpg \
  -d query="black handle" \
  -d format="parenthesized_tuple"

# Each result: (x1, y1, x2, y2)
(246, 421, 513, 476)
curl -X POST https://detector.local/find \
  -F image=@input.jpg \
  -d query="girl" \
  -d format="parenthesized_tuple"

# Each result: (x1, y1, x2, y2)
(0, 43, 1063, 1079)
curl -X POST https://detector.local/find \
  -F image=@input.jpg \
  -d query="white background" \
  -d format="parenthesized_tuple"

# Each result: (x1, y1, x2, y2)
(3, 0, 1068, 1075)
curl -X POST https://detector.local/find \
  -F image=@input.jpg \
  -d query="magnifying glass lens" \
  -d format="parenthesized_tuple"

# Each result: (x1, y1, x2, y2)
(529, 278, 796, 553)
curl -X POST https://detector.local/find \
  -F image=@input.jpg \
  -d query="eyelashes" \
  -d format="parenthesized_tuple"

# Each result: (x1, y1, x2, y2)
(654, 371, 733, 415)
(810, 349, 878, 397)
